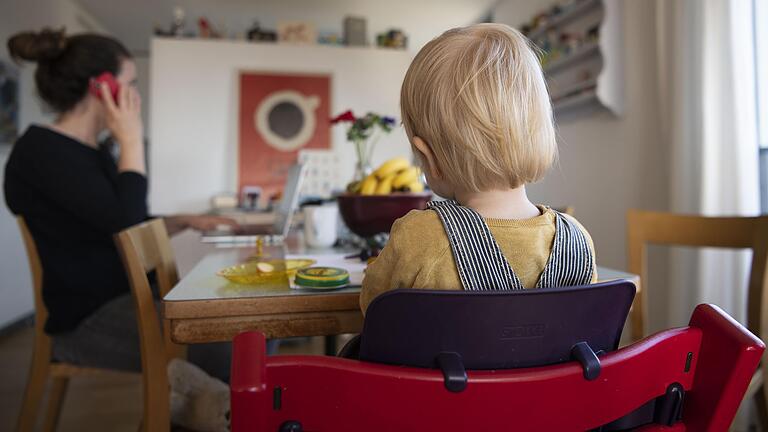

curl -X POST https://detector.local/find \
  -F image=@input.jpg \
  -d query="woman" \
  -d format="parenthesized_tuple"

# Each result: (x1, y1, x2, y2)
(4, 28, 235, 382)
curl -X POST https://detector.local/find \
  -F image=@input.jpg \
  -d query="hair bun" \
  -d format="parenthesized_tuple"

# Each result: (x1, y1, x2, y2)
(7, 28, 67, 63)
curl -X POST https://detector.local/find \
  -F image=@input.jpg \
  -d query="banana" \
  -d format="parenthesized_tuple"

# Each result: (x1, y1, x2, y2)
(404, 181, 425, 193)
(375, 173, 396, 195)
(346, 180, 362, 194)
(392, 167, 420, 189)
(360, 175, 378, 195)
(373, 157, 410, 179)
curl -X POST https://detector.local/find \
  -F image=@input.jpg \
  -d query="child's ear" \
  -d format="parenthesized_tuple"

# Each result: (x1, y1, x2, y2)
(412, 136, 442, 179)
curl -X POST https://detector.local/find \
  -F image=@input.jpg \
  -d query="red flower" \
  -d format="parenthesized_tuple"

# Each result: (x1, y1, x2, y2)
(330, 110, 356, 124)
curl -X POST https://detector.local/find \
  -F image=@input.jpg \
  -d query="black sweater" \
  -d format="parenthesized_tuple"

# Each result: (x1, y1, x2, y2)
(4, 126, 149, 333)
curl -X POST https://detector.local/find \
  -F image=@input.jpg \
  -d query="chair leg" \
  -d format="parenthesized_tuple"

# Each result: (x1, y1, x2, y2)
(42, 376, 69, 432)
(16, 347, 51, 432)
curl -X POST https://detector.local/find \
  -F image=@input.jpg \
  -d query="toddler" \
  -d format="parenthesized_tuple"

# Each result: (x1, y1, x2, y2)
(361, 24, 597, 313)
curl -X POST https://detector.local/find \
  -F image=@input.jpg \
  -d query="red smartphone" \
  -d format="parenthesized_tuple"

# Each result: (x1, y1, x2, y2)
(89, 72, 120, 103)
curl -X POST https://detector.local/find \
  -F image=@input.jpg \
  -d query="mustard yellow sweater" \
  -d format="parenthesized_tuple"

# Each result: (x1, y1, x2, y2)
(360, 206, 598, 314)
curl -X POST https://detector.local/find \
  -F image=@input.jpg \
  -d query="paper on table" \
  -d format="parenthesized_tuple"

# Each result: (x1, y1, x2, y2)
(285, 253, 367, 286)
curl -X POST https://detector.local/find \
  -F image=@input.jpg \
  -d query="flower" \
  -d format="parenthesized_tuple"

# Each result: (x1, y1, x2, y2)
(330, 110, 398, 180)
(330, 110, 356, 124)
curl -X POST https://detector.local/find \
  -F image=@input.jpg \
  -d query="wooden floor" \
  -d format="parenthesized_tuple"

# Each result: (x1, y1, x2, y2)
(0, 325, 330, 431)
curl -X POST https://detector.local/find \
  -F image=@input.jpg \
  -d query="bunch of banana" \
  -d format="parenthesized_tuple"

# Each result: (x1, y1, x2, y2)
(348, 157, 425, 195)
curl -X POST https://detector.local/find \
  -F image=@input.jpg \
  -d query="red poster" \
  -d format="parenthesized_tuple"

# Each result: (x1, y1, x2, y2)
(238, 72, 331, 200)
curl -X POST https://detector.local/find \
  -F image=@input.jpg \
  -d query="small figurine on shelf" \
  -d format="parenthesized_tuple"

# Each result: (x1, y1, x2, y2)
(376, 29, 407, 49)
(318, 32, 344, 45)
(246, 21, 277, 42)
(197, 17, 221, 39)
(171, 6, 186, 37)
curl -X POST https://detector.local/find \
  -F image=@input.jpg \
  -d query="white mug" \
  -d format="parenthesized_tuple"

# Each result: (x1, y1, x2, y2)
(303, 204, 339, 248)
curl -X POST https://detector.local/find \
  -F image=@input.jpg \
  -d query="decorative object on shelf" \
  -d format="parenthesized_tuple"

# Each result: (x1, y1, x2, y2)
(343, 16, 367, 46)
(197, 17, 221, 39)
(171, 6, 186, 37)
(247, 21, 277, 42)
(277, 22, 318, 44)
(318, 32, 344, 46)
(330, 110, 396, 182)
(0, 60, 19, 145)
(239, 72, 331, 201)
(376, 29, 407, 49)
(153, 6, 189, 37)
(521, 0, 623, 117)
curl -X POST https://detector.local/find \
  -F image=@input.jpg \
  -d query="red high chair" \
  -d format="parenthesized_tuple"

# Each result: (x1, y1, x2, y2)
(231, 303, 764, 432)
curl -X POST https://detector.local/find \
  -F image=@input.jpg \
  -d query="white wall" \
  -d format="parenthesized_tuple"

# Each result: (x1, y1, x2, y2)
(0, 0, 110, 328)
(149, 38, 414, 213)
(495, 0, 671, 331)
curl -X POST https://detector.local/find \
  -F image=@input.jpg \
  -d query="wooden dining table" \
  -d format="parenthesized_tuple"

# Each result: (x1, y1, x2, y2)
(163, 236, 640, 351)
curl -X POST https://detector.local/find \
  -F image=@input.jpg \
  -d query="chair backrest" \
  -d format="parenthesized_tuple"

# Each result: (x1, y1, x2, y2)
(627, 210, 768, 341)
(16, 217, 51, 354)
(114, 218, 181, 432)
(230, 304, 765, 432)
(359, 280, 635, 370)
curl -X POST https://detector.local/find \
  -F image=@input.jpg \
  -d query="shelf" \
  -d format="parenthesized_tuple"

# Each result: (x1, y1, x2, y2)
(553, 90, 599, 114)
(551, 79, 597, 102)
(543, 42, 600, 75)
(527, 0, 602, 40)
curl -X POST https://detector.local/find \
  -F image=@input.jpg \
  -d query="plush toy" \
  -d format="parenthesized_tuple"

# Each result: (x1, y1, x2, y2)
(168, 358, 230, 432)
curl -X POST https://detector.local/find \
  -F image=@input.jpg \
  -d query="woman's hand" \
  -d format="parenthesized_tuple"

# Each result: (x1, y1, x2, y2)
(100, 83, 145, 174)
(163, 215, 240, 236)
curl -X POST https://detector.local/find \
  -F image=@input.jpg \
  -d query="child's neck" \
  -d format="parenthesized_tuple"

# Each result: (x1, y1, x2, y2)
(454, 186, 541, 220)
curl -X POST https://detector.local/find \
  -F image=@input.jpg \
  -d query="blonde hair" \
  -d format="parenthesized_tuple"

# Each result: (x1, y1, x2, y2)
(400, 23, 556, 192)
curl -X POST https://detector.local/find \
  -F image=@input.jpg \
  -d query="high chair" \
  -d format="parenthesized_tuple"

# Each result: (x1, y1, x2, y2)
(626, 210, 768, 422)
(231, 303, 763, 431)
(15, 217, 127, 432)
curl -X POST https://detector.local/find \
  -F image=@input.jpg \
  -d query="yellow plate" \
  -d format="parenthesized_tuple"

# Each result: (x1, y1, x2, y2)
(217, 259, 316, 285)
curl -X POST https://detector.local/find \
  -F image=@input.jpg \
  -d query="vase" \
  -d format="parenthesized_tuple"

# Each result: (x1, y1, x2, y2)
(352, 139, 373, 181)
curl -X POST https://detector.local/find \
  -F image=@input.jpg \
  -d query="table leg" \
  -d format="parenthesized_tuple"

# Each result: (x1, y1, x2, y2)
(324, 335, 337, 356)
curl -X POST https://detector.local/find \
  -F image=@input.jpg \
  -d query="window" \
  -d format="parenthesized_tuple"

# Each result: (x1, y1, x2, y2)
(756, 0, 768, 212)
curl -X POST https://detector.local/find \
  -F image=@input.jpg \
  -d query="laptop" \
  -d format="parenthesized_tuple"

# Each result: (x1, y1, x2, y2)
(201, 163, 307, 243)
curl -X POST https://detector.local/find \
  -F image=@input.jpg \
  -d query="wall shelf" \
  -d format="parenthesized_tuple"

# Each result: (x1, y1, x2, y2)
(544, 42, 600, 75)
(527, 0, 602, 40)
(523, 0, 624, 118)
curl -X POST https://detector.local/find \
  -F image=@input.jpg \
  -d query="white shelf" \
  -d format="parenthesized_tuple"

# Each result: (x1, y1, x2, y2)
(544, 42, 600, 75)
(527, 0, 602, 40)
(552, 79, 597, 102)
(521, 0, 624, 118)
(553, 90, 599, 114)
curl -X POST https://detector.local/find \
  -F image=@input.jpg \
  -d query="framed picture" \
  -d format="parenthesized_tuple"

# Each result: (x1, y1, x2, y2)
(238, 72, 331, 201)
(0, 60, 19, 145)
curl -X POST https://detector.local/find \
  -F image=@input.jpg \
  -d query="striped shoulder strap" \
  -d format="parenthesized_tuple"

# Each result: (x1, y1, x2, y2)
(535, 211, 595, 288)
(428, 200, 524, 291)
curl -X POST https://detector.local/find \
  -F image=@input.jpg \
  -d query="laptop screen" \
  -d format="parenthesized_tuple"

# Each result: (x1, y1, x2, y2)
(272, 163, 307, 237)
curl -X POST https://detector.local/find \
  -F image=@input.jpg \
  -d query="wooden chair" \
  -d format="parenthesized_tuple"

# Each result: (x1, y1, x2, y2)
(114, 218, 186, 432)
(15, 217, 124, 432)
(626, 209, 768, 422)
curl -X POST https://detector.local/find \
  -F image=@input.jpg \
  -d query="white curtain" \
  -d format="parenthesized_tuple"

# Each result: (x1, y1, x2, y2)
(656, 0, 760, 327)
